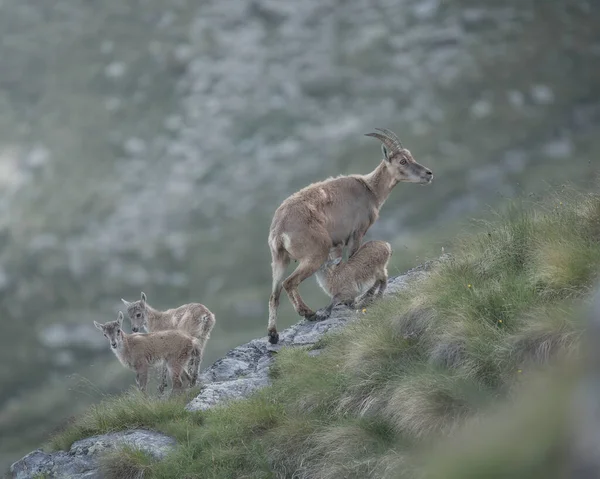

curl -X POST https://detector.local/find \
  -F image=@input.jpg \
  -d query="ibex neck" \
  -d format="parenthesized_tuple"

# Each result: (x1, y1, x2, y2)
(362, 161, 398, 208)
(114, 334, 133, 367)
(146, 305, 164, 331)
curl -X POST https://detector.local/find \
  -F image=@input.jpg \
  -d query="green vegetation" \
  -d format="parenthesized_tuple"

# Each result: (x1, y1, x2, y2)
(51, 190, 600, 478)
(99, 446, 156, 479)
(50, 387, 203, 452)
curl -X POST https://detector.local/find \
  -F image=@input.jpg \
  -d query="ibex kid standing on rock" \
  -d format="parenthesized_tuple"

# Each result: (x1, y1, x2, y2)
(315, 240, 392, 318)
(267, 128, 433, 344)
(121, 292, 215, 392)
(94, 312, 201, 395)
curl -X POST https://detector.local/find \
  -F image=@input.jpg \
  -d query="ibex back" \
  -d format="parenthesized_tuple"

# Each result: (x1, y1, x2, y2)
(267, 128, 433, 343)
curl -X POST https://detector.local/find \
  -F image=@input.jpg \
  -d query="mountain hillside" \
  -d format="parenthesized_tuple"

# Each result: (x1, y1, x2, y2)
(34, 190, 600, 479)
(0, 0, 599, 469)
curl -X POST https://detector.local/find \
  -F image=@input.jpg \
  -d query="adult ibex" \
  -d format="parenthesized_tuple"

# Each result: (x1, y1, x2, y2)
(267, 128, 433, 344)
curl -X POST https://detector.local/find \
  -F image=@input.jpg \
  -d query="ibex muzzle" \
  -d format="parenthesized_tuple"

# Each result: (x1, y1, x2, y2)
(266, 128, 433, 344)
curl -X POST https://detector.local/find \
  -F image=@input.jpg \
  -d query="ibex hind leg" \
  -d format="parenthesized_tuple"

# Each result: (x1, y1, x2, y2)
(167, 364, 184, 396)
(185, 353, 197, 386)
(283, 257, 325, 320)
(157, 363, 168, 395)
(357, 283, 379, 308)
(283, 239, 329, 321)
(357, 277, 388, 308)
(376, 275, 388, 298)
(190, 349, 203, 387)
(268, 249, 290, 344)
(181, 368, 192, 387)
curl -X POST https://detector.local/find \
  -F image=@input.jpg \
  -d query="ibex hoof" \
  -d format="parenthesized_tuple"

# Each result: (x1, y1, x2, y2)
(268, 330, 279, 344)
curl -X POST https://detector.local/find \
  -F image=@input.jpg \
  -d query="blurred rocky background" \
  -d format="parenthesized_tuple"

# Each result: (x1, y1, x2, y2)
(0, 0, 598, 470)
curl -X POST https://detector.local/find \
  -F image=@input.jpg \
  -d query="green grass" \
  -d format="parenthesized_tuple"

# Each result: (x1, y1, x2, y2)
(49, 387, 203, 452)
(99, 446, 155, 479)
(50, 190, 600, 478)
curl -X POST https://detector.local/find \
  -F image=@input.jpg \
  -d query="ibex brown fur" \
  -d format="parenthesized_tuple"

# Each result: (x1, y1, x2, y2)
(315, 240, 392, 317)
(267, 128, 432, 343)
(94, 312, 200, 395)
(121, 292, 215, 392)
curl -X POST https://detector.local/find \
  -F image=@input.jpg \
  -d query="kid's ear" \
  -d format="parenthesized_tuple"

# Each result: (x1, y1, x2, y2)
(140, 292, 147, 304)
(121, 298, 131, 308)
(93, 321, 103, 331)
(332, 257, 342, 266)
(117, 311, 124, 326)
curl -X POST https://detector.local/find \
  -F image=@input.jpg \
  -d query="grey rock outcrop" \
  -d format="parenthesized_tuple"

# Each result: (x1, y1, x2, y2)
(186, 261, 434, 412)
(10, 429, 175, 479)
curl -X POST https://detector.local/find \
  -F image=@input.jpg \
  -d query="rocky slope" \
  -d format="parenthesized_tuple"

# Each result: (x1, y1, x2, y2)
(9, 264, 432, 478)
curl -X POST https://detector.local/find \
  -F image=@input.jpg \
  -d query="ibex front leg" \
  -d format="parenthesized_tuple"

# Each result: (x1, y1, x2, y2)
(135, 366, 149, 394)
(311, 293, 342, 322)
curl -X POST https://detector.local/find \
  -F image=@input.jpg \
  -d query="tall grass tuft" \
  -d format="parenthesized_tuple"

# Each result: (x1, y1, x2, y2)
(99, 447, 155, 479)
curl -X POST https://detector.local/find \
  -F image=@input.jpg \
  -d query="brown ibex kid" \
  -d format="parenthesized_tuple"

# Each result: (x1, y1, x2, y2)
(267, 128, 432, 343)
(121, 292, 215, 392)
(94, 312, 200, 395)
(315, 240, 392, 317)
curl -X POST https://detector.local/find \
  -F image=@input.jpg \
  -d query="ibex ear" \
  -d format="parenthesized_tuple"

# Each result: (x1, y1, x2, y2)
(117, 311, 124, 326)
(121, 298, 131, 308)
(332, 257, 342, 266)
(381, 144, 390, 162)
(93, 321, 103, 331)
(140, 292, 147, 305)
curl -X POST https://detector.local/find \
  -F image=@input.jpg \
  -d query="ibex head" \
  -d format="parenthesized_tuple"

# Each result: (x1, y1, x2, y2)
(94, 312, 125, 349)
(366, 128, 433, 184)
(120, 292, 148, 333)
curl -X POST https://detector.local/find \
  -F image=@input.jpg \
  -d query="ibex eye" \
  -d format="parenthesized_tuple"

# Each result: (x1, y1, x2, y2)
(136, 313, 141, 318)
(400, 158, 407, 165)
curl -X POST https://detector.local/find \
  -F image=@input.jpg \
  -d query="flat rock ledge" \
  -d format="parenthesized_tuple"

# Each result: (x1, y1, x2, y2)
(10, 259, 440, 478)
(10, 429, 175, 479)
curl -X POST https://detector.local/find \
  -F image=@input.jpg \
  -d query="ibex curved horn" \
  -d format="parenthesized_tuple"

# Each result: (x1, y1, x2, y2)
(365, 131, 397, 153)
(374, 128, 404, 149)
